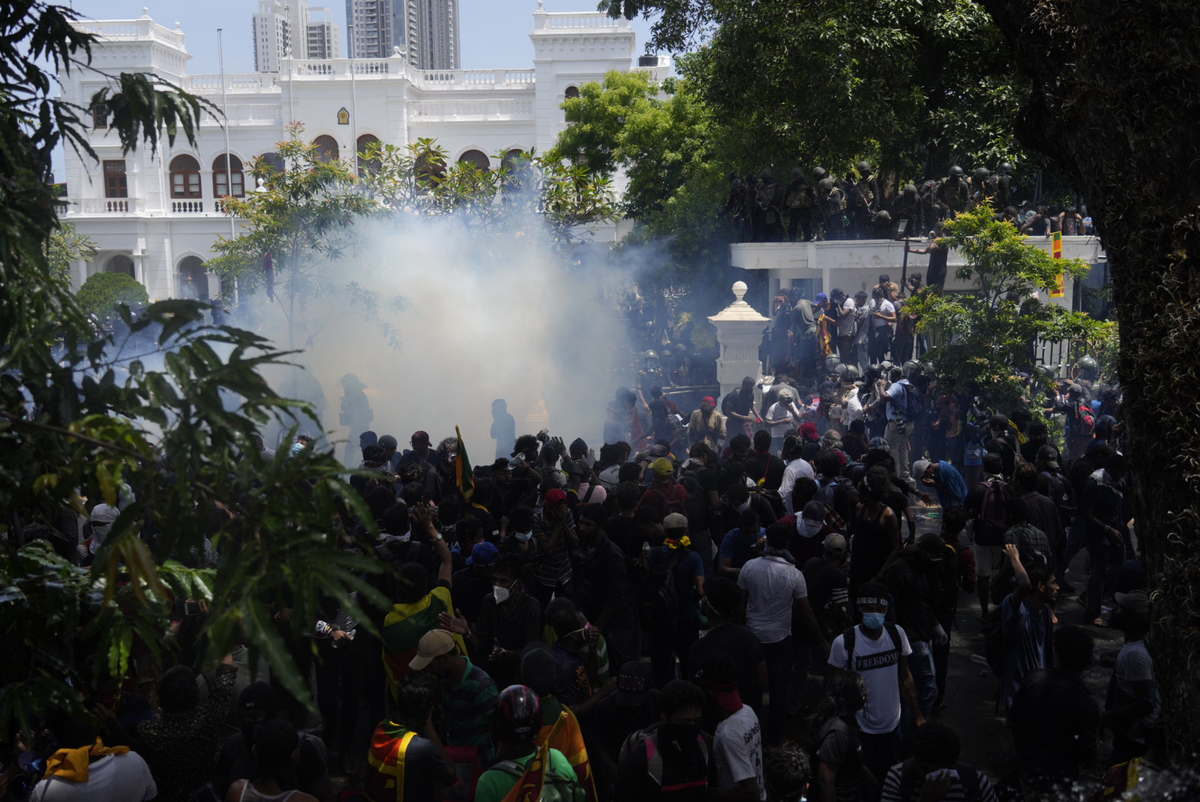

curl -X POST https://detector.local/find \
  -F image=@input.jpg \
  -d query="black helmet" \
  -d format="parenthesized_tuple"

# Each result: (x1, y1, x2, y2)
(824, 355, 841, 372)
(496, 685, 541, 741)
(843, 365, 862, 381)
(857, 160, 872, 176)
(874, 210, 892, 224)
(812, 166, 828, 181)
(973, 167, 990, 182)
(949, 166, 964, 178)
(902, 183, 917, 198)
(903, 360, 920, 376)
(760, 169, 775, 183)
(791, 167, 804, 181)
(818, 178, 833, 192)
(997, 161, 1013, 176)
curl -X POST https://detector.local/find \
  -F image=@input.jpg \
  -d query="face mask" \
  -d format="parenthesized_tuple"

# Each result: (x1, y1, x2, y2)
(493, 585, 512, 604)
(514, 531, 532, 543)
(800, 518, 824, 537)
(861, 612, 887, 631)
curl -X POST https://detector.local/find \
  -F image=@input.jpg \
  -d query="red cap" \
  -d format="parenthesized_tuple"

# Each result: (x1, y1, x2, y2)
(800, 422, 819, 441)
(543, 488, 568, 507)
(411, 430, 431, 445)
(701, 396, 716, 406)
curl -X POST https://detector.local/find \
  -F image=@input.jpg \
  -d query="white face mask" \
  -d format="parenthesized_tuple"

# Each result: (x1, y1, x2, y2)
(493, 585, 512, 604)
(799, 517, 824, 537)
(514, 531, 532, 543)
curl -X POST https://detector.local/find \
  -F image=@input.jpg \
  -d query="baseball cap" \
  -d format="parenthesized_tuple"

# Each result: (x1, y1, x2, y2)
(869, 436, 890, 452)
(815, 292, 829, 303)
(651, 457, 675, 478)
(238, 682, 279, 716)
(378, 434, 398, 450)
(823, 533, 848, 556)
(1036, 444, 1061, 470)
(543, 488, 568, 507)
(695, 664, 743, 714)
(802, 501, 826, 521)
(648, 444, 670, 459)
(615, 661, 654, 707)
(1114, 590, 1149, 621)
(701, 396, 716, 406)
(359, 431, 378, 447)
(411, 430, 431, 445)
(800, 422, 819, 441)
(467, 541, 499, 567)
(916, 532, 945, 561)
(409, 629, 457, 670)
(663, 512, 689, 531)
(912, 459, 931, 480)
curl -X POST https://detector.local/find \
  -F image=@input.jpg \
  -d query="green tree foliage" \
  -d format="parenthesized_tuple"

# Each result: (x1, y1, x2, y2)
(603, 0, 1026, 184)
(75, 272, 149, 323)
(45, 223, 97, 283)
(209, 132, 618, 352)
(0, 3, 385, 735)
(904, 206, 1098, 402)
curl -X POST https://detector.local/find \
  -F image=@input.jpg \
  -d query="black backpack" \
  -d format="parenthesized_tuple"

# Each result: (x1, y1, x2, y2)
(491, 757, 588, 802)
(640, 548, 685, 634)
(895, 757, 982, 802)
(902, 382, 925, 422)
(839, 622, 902, 672)
(678, 469, 706, 530)
(1041, 470, 1077, 527)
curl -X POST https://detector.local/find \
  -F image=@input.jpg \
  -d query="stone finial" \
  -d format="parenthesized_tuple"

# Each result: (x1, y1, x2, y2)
(142, 7, 149, 17)
(284, 46, 293, 58)
(732, 281, 748, 303)
(393, 46, 402, 57)
(537, 0, 544, 9)
(175, 22, 182, 30)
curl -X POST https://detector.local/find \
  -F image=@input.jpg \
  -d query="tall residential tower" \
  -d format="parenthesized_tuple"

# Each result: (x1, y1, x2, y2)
(253, 0, 341, 72)
(347, 0, 459, 70)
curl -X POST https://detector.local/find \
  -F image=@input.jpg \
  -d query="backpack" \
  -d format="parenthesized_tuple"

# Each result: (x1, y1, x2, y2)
(975, 478, 1012, 546)
(895, 757, 983, 802)
(1075, 402, 1096, 436)
(648, 486, 688, 519)
(902, 382, 925, 422)
(816, 479, 839, 509)
(1041, 470, 1077, 527)
(640, 548, 684, 634)
(839, 622, 902, 672)
(492, 757, 588, 802)
(981, 605, 1005, 676)
(678, 470, 706, 530)
(618, 724, 711, 788)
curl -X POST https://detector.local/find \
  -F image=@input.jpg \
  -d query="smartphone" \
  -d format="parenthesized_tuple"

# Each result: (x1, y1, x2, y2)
(184, 600, 203, 617)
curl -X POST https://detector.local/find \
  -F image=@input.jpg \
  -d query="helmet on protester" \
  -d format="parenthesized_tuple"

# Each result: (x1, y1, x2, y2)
(496, 685, 542, 741)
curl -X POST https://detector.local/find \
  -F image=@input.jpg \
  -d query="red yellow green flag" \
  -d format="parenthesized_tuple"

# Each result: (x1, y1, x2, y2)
(501, 713, 564, 802)
(455, 425, 474, 501)
(1050, 231, 1066, 297)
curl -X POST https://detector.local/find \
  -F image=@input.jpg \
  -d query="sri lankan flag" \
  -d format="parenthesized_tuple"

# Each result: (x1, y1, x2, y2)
(364, 723, 416, 802)
(537, 701, 598, 802)
(380, 585, 466, 695)
(502, 711, 563, 802)
(455, 425, 474, 501)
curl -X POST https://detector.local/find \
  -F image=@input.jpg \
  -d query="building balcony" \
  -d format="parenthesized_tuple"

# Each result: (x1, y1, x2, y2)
(533, 12, 630, 30)
(170, 200, 205, 214)
(78, 198, 145, 214)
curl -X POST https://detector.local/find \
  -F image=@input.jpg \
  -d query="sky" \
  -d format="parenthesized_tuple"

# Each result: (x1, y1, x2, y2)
(65, 0, 662, 74)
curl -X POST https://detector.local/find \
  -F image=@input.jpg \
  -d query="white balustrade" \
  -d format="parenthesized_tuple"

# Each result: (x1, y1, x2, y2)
(80, 198, 145, 214)
(170, 200, 204, 214)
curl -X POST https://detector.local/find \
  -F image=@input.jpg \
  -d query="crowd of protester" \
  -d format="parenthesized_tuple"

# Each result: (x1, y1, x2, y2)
(13, 314, 1161, 802)
(726, 161, 1094, 243)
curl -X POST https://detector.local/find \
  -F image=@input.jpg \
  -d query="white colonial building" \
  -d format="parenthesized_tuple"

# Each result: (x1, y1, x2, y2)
(59, 6, 669, 300)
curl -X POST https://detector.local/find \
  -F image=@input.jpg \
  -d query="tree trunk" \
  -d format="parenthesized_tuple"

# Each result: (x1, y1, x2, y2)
(978, 0, 1200, 760)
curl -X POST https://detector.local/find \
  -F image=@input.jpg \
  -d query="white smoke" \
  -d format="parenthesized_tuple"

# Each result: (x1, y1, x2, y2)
(242, 210, 636, 463)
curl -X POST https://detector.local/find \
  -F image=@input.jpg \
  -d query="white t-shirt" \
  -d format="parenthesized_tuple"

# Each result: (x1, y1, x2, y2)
(30, 753, 157, 802)
(870, 299, 895, 329)
(838, 296, 858, 337)
(845, 387, 864, 422)
(766, 401, 800, 437)
(781, 458, 816, 514)
(828, 624, 912, 735)
(715, 705, 766, 801)
(1116, 640, 1160, 743)
(738, 556, 807, 645)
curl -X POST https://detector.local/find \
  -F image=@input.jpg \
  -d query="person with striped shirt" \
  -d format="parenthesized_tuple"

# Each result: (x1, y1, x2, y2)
(878, 722, 998, 802)
(409, 629, 500, 764)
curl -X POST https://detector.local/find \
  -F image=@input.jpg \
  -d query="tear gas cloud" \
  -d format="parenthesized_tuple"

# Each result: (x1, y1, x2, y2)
(248, 210, 637, 462)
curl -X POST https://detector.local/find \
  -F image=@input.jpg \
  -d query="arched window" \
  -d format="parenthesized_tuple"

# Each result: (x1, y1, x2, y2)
(313, 135, 339, 163)
(212, 154, 245, 198)
(357, 134, 381, 175)
(414, 149, 446, 189)
(457, 150, 490, 171)
(177, 255, 207, 300)
(169, 155, 201, 198)
(564, 86, 580, 100)
(105, 254, 135, 277)
(259, 151, 285, 174)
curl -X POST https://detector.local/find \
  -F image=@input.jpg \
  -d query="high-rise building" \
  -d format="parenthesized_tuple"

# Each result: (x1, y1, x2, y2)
(253, 0, 341, 72)
(347, 0, 459, 70)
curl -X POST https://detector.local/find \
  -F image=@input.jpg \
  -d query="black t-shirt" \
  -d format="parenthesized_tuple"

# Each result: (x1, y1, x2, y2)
(606, 515, 646, 563)
(815, 716, 865, 802)
(678, 466, 717, 533)
(215, 731, 328, 797)
(450, 565, 493, 624)
(744, 451, 786, 491)
(803, 557, 850, 639)
(576, 539, 633, 626)
(687, 624, 764, 704)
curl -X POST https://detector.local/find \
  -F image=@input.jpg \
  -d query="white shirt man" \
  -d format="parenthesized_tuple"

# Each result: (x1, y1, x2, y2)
(838, 294, 858, 338)
(870, 297, 896, 330)
(781, 457, 816, 514)
(30, 752, 157, 802)
(765, 398, 802, 439)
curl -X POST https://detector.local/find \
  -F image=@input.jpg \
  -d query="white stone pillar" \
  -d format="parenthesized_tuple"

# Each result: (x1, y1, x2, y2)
(708, 281, 770, 405)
